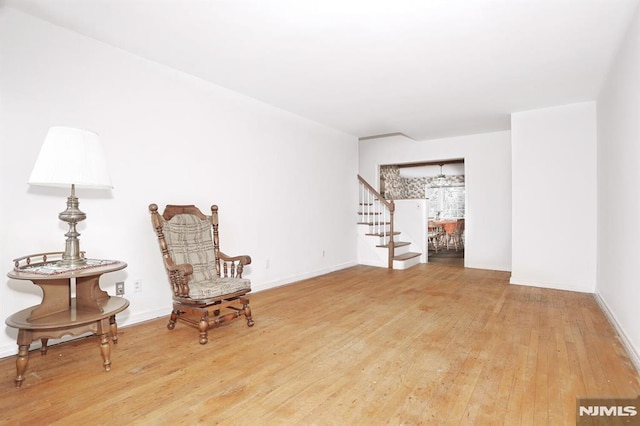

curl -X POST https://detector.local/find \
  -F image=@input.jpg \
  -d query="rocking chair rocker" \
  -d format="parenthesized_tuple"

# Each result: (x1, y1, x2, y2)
(149, 204, 254, 344)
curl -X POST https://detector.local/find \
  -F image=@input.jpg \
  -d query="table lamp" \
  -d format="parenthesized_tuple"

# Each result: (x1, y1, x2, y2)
(28, 126, 113, 266)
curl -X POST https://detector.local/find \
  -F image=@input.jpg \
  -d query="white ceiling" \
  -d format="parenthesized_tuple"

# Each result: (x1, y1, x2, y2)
(4, 0, 639, 140)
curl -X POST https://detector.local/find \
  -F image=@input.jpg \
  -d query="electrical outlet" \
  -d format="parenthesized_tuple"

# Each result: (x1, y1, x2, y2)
(115, 281, 125, 295)
(133, 280, 142, 293)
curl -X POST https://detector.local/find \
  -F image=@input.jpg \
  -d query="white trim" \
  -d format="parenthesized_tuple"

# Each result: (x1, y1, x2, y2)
(594, 293, 640, 374)
(251, 261, 358, 293)
(509, 275, 595, 293)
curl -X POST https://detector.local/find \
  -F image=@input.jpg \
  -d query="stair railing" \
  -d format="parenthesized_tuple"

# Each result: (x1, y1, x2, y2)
(358, 174, 395, 269)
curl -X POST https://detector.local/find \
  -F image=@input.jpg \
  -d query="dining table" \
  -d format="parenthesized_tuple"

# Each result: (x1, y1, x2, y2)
(432, 220, 458, 236)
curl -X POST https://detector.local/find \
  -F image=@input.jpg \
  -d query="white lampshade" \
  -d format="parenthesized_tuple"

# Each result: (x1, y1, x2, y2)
(28, 126, 113, 189)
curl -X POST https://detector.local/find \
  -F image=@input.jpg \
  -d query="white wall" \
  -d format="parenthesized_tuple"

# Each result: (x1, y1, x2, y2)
(395, 199, 428, 263)
(359, 131, 512, 271)
(511, 102, 597, 292)
(0, 8, 358, 357)
(596, 3, 640, 368)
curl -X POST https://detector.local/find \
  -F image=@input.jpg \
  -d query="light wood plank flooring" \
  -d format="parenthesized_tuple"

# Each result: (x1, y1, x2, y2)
(1, 264, 639, 425)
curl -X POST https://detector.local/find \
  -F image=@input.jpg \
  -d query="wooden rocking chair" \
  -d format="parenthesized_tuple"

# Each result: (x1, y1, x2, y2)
(149, 204, 254, 344)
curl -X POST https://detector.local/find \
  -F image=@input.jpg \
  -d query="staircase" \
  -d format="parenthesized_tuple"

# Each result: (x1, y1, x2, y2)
(357, 175, 422, 270)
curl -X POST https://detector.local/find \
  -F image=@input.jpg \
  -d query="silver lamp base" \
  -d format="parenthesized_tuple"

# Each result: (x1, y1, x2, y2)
(58, 184, 87, 267)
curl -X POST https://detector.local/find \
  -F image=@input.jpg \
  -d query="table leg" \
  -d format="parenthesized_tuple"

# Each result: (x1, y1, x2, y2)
(40, 338, 49, 355)
(98, 318, 112, 372)
(14, 329, 33, 388)
(109, 315, 118, 344)
(14, 344, 29, 388)
(99, 333, 111, 372)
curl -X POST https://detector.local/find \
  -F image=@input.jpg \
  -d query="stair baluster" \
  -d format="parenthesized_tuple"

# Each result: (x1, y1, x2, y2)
(358, 175, 395, 269)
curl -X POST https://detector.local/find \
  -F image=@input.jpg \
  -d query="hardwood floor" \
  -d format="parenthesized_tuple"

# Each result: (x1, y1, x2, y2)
(428, 249, 464, 267)
(1, 264, 639, 425)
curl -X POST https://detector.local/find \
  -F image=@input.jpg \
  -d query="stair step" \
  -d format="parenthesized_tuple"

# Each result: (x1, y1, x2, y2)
(365, 231, 401, 237)
(358, 212, 381, 215)
(358, 221, 391, 226)
(376, 241, 410, 248)
(393, 252, 421, 261)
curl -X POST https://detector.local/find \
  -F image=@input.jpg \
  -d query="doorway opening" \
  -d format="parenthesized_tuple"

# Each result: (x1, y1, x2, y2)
(380, 159, 465, 267)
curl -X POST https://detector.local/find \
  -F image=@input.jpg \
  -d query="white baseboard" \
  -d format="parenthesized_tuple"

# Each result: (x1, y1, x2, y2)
(117, 306, 170, 329)
(252, 261, 357, 293)
(355, 259, 387, 269)
(594, 293, 640, 374)
(509, 275, 594, 293)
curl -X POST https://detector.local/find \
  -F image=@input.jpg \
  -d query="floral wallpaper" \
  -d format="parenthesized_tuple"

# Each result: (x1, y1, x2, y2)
(380, 165, 465, 200)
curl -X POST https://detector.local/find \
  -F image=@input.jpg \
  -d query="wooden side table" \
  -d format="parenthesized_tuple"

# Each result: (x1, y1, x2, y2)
(5, 253, 129, 388)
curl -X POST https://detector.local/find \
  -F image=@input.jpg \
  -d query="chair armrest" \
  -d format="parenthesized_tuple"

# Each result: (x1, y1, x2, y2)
(164, 258, 194, 297)
(218, 251, 251, 278)
(165, 260, 194, 276)
(218, 252, 251, 265)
